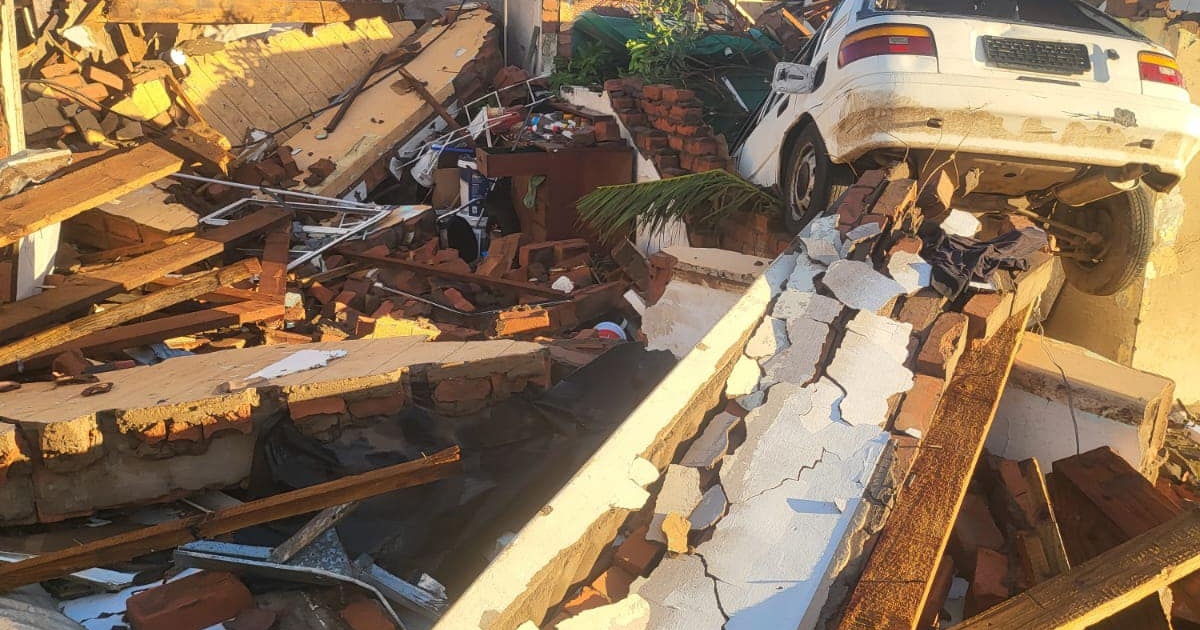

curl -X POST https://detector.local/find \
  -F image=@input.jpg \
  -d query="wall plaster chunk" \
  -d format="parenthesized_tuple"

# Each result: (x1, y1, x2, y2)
(821, 260, 905, 313)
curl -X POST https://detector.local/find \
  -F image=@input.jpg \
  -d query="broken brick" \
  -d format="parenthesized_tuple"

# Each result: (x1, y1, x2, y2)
(966, 547, 1011, 616)
(590, 566, 636, 601)
(893, 374, 944, 438)
(562, 586, 609, 616)
(307, 282, 336, 305)
(303, 158, 336, 187)
(441, 288, 476, 313)
(950, 492, 1006, 578)
(963, 292, 1015, 343)
(896, 289, 947, 339)
(339, 597, 398, 630)
(495, 306, 552, 337)
(126, 571, 253, 630)
(915, 312, 968, 379)
(614, 524, 664, 576)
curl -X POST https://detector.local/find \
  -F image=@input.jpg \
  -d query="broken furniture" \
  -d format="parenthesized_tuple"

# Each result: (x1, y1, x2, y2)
(475, 142, 634, 243)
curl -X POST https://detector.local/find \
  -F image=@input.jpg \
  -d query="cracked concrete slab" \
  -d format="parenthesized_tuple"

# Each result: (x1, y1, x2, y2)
(786, 256, 823, 293)
(726, 355, 762, 398)
(839, 223, 883, 258)
(736, 389, 766, 411)
(827, 315, 914, 427)
(761, 319, 830, 387)
(745, 317, 789, 360)
(887, 251, 932, 295)
(846, 311, 913, 364)
(821, 260, 905, 313)
(799, 216, 842, 266)
(633, 554, 727, 630)
(690, 485, 728, 530)
(764, 253, 798, 298)
(648, 465, 704, 544)
(680, 412, 741, 469)
(773, 290, 841, 324)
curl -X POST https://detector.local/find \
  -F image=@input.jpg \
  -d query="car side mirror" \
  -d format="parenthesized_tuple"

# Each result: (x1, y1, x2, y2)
(772, 62, 817, 94)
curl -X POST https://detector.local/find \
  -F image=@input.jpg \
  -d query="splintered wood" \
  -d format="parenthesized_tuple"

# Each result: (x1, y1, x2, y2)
(956, 507, 1200, 630)
(838, 309, 1032, 630)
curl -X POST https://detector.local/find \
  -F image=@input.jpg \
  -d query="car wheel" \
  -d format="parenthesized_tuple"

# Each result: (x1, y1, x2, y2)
(781, 123, 852, 233)
(1059, 184, 1154, 296)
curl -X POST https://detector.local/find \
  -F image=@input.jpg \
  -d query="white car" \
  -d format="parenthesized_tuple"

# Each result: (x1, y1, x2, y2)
(735, 0, 1200, 295)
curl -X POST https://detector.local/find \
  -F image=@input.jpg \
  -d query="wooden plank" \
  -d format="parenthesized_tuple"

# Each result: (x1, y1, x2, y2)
(1018, 458, 1071, 581)
(268, 501, 359, 563)
(1, 0, 24, 155)
(0, 144, 183, 249)
(837, 309, 1032, 630)
(0, 207, 290, 343)
(955, 506, 1200, 630)
(0, 259, 260, 367)
(0, 446, 461, 591)
(103, 0, 399, 24)
(346, 251, 565, 299)
(24, 299, 283, 364)
(77, 232, 195, 265)
(258, 223, 290, 296)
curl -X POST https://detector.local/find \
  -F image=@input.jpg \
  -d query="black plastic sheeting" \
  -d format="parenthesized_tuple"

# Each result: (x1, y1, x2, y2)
(241, 342, 676, 594)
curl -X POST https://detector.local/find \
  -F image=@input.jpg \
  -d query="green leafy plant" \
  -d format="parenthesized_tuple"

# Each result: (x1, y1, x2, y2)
(576, 169, 781, 242)
(625, 0, 700, 84)
(550, 40, 621, 89)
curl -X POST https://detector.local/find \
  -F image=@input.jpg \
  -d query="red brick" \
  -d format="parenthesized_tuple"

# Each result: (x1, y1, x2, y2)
(915, 312, 968, 379)
(897, 289, 947, 339)
(441, 287, 476, 313)
(888, 236, 923, 257)
(636, 132, 669, 153)
(661, 167, 688, 178)
(620, 110, 646, 126)
(308, 282, 335, 304)
(950, 492, 1005, 578)
(683, 136, 718, 156)
(893, 375, 944, 438)
(692, 155, 728, 171)
(679, 152, 697, 172)
(641, 84, 667, 100)
(339, 597, 399, 630)
(289, 395, 347, 419)
(603, 78, 625, 93)
(669, 105, 703, 124)
(224, 609, 277, 630)
(495, 306, 552, 336)
(966, 547, 1011, 616)
(675, 123, 703, 137)
(127, 571, 253, 630)
(673, 88, 696, 102)
(655, 119, 678, 134)
(562, 586, 608, 615)
(920, 554, 957, 628)
(590, 566, 636, 601)
(614, 524, 664, 576)
(963, 292, 1015, 342)
(433, 377, 491, 403)
(347, 394, 404, 419)
(653, 151, 680, 171)
(660, 86, 679, 103)
(593, 119, 621, 142)
(610, 96, 635, 110)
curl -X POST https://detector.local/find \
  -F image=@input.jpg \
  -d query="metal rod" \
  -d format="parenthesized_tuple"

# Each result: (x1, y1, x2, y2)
(171, 173, 384, 209)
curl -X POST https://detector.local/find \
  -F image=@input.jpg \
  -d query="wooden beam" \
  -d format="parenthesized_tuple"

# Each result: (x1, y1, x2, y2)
(269, 501, 359, 563)
(838, 309, 1032, 630)
(0, 259, 260, 367)
(0, 144, 183, 249)
(1017, 458, 1071, 584)
(0, 207, 291, 344)
(101, 0, 401, 24)
(955, 506, 1200, 630)
(346, 251, 567, 299)
(0, 446, 462, 591)
(1, 0, 25, 157)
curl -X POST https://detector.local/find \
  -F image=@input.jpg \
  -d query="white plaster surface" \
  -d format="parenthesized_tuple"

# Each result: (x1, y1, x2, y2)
(941, 209, 982, 237)
(827, 315, 914, 427)
(745, 317, 789, 360)
(787, 256, 823, 293)
(556, 595, 651, 630)
(633, 555, 727, 630)
(628, 457, 660, 488)
(840, 223, 883, 258)
(986, 387, 1144, 472)
(887, 251, 932, 295)
(249, 349, 348, 380)
(761, 319, 829, 387)
(726, 355, 762, 398)
(800, 216, 843, 265)
(644, 282, 743, 359)
(765, 253, 798, 298)
(822, 260, 905, 313)
(689, 485, 728, 530)
(680, 412, 742, 469)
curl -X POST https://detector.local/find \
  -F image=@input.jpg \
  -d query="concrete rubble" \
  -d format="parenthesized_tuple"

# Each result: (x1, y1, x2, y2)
(0, 2, 1197, 630)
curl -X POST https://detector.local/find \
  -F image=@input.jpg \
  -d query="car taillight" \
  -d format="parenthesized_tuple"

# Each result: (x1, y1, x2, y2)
(1139, 51, 1184, 87)
(838, 24, 936, 68)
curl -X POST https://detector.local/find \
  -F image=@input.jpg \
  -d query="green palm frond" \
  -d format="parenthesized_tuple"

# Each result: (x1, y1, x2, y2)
(576, 169, 781, 242)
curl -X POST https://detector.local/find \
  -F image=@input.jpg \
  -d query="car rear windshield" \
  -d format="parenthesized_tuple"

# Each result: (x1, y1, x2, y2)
(872, 0, 1140, 38)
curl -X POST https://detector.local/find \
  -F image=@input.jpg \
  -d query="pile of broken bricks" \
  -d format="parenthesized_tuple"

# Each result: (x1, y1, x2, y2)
(534, 168, 1057, 629)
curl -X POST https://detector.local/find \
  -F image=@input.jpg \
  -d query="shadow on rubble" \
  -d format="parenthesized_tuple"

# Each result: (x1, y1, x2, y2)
(238, 342, 676, 597)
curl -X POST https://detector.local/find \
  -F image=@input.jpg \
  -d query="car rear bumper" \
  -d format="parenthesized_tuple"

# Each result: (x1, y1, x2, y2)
(820, 72, 1200, 179)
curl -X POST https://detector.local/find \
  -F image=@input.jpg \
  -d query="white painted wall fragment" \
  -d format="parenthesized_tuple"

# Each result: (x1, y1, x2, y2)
(887, 251, 932, 295)
(827, 315, 914, 427)
(647, 465, 704, 544)
(746, 317, 789, 360)
(556, 594, 651, 630)
(633, 555, 727, 630)
(821, 260, 905, 313)
(726, 355, 762, 398)
(680, 413, 741, 469)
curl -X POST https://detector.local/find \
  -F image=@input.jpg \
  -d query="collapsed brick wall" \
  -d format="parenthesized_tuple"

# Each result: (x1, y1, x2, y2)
(0, 345, 550, 525)
(605, 79, 734, 177)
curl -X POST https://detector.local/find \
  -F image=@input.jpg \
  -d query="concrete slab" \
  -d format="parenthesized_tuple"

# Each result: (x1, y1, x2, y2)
(745, 317, 789, 360)
(633, 554, 726, 630)
(645, 282, 743, 359)
(648, 465, 704, 544)
(827, 314, 915, 427)
(822, 259, 905, 313)
(761, 319, 830, 388)
(556, 594, 651, 630)
(689, 485, 727, 530)
(679, 412, 741, 470)
(887, 251, 932, 295)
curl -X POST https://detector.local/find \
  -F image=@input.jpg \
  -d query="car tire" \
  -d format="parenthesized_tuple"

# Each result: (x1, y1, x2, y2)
(1060, 184, 1155, 296)
(781, 123, 852, 233)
